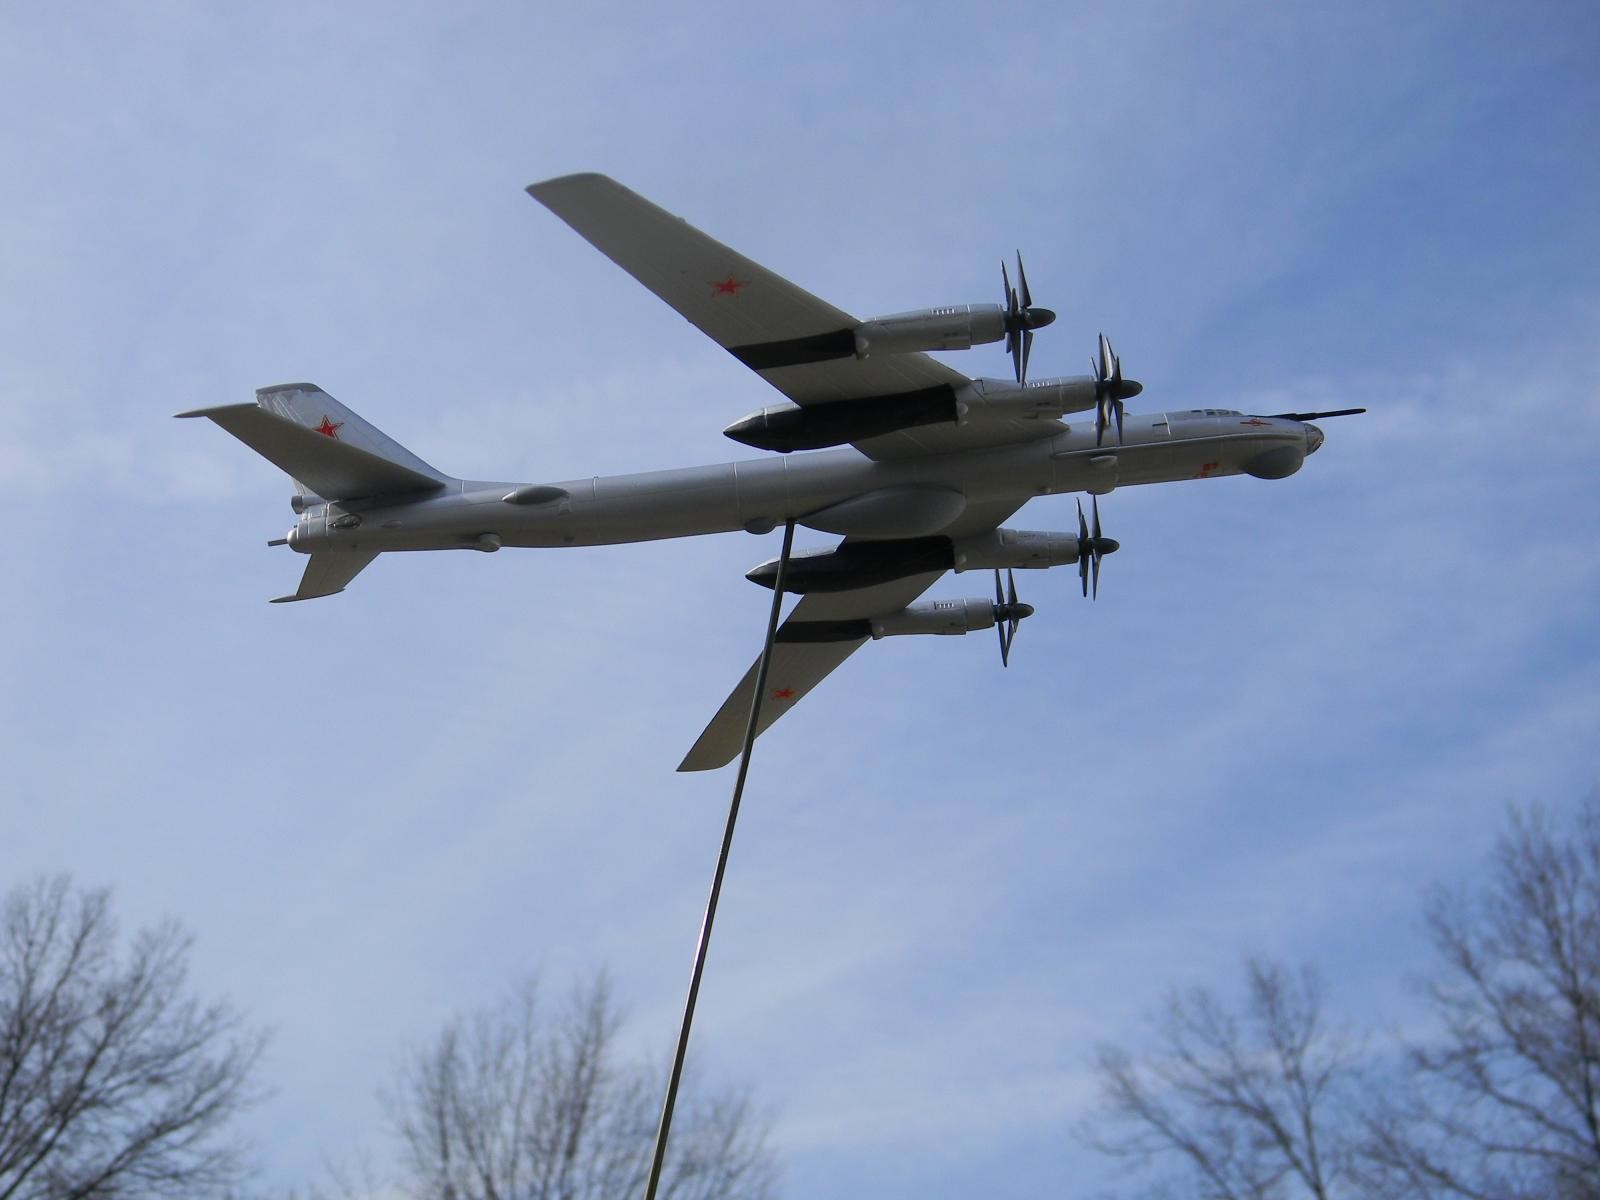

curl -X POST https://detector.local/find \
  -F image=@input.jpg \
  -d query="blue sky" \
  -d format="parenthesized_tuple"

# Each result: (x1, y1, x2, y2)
(2, 2, 1596, 1196)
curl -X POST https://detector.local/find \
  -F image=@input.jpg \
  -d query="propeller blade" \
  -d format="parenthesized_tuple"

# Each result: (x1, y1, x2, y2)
(1074, 495, 1115, 600)
(1091, 334, 1128, 446)
(1090, 357, 1107, 446)
(990, 568, 1031, 667)
(1000, 255, 1053, 383)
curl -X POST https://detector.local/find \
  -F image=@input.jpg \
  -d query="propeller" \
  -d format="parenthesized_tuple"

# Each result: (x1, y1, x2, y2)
(992, 568, 1035, 667)
(1001, 253, 1056, 383)
(1090, 333, 1142, 446)
(1076, 496, 1121, 600)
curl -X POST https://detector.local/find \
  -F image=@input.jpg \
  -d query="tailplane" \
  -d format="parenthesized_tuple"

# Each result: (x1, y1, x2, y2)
(271, 550, 381, 604)
(178, 384, 454, 602)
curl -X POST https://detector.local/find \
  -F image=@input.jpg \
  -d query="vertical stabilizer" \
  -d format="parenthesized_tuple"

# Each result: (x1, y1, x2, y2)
(254, 383, 448, 486)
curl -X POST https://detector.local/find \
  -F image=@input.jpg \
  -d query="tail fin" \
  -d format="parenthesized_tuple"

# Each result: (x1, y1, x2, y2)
(176, 383, 452, 502)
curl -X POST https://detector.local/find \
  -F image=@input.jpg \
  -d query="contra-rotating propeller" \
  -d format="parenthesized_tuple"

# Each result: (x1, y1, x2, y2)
(992, 568, 1035, 667)
(1076, 496, 1120, 600)
(1091, 333, 1143, 446)
(1001, 254, 1056, 383)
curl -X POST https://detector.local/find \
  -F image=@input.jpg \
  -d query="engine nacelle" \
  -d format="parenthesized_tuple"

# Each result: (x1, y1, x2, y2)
(747, 536, 952, 593)
(869, 597, 997, 639)
(773, 596, 999, 643)
(723, 386, 956, 452)
(957, 376, 1109, 422)
(747, 526, 1086, 594)
(722, 376, 1121, 453)
(852, 305, 1008, 357)
(950, 527, 1083, 571)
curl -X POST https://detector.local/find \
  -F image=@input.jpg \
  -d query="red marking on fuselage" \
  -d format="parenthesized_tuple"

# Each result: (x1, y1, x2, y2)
(315, 416, 344, 438)
(1240, 417, 1271, 427)
(1195, 461, 1221, 478)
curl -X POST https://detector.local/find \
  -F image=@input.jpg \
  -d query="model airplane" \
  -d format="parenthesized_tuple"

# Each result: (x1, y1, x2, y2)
(180, 173, 1362, 771)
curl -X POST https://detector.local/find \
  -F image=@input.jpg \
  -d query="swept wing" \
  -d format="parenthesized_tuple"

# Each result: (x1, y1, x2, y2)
(526, 173, 1062, 461)
(678, 498, 1028, 770)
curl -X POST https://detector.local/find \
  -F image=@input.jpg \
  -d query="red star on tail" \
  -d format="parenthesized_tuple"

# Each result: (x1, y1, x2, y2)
(315, 416, 344, 438)
(711, 275, 746, 296)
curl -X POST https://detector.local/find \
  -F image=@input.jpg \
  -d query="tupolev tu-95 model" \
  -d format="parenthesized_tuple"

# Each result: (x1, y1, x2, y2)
(181, 173, 1361, 771)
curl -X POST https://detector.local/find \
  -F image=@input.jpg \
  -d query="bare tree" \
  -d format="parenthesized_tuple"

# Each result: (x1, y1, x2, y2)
(1083, 958, 1362, 1199)
(0, 875, 265, 1199)
(386, 973, 774, 1200)
(1358, 796, 1600, 1200)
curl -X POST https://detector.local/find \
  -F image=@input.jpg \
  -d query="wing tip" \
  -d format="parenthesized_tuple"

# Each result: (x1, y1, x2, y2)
(525, 172, 612, 202)
(677, 741, 738, 772)
(270, 587, 346, 604)
(174, 402, 255, 420)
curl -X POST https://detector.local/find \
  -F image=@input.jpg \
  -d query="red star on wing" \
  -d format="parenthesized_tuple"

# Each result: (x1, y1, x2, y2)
(711, 275, 746, 296)
(315, 416, 344, 438)
(771, 687, 796, 700)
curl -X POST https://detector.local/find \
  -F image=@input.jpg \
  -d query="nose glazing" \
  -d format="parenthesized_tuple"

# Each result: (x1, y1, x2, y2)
(1305, 423, 1325, 455)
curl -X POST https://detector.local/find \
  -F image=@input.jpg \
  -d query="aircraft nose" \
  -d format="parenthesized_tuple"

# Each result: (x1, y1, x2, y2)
(1305, 423, 1324, 455)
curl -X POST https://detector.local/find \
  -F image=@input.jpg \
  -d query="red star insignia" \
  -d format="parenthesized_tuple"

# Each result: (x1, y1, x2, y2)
(711, 275, 746, 296)
(772, 687, 795, 700)
(1240, 417, 1270, 427)
(315, 416, 344, 438)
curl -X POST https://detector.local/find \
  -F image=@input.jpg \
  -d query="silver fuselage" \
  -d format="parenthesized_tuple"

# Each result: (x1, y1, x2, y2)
(287, 411, 1318, 556)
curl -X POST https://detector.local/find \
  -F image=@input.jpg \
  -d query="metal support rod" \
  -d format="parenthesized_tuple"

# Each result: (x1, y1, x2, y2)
(642, 518, 796, 1200)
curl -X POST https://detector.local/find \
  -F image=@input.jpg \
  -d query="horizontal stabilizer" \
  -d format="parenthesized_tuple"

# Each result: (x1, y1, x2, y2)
(271, 550, 380, 603)
(176, 403, 446, 502)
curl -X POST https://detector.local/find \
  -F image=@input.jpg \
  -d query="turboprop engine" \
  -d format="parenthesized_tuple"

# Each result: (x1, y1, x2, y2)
(851, 253, 1057, 375)
(851, 305, 1016, 358)
(722, 375, 1125, 453)
(775, 570, 1037, 666)
(747, 526, 1086, 593)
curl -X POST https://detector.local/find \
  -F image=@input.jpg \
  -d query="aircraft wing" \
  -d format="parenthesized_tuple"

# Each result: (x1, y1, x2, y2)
(678, 497, 1028, 771)
(526, 173, 1060, 462)
(676, 571, 944, 772)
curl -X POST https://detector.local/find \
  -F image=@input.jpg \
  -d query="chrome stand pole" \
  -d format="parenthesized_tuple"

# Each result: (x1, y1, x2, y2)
(642, 519, 796, 1200)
